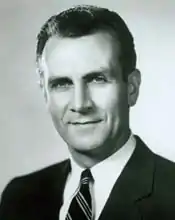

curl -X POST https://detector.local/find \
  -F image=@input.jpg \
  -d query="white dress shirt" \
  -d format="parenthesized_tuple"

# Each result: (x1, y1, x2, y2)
(59, 134, 136, 220)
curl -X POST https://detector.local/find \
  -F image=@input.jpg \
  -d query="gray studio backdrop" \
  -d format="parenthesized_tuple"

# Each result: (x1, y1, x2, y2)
(0, 0, 175, 195)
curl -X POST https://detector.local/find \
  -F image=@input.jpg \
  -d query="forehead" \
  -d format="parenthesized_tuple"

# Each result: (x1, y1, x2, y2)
(42, 32, 121, 78)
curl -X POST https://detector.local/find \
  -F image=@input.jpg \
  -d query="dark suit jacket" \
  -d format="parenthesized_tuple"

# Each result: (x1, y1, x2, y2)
(0, 136, 175, 220)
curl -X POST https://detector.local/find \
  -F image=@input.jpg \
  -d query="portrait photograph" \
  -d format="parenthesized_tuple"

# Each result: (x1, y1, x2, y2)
(0, 0, 175, 219)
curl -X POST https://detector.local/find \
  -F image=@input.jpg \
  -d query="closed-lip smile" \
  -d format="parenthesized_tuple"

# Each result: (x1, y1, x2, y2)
(70, 120, 102, 125)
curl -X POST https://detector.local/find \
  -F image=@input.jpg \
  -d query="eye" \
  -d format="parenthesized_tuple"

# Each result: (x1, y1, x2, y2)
(49, 78, 73, 89)
(86, 73, 107, 84)
(92, 75, 107, 83)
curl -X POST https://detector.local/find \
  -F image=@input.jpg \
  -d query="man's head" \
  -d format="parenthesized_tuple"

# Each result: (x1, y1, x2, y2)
(36, 5, 137, 82)
(36, 5, 141, 159)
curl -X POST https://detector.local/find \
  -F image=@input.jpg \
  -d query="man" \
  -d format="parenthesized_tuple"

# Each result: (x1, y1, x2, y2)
(0, 5, 175, 220)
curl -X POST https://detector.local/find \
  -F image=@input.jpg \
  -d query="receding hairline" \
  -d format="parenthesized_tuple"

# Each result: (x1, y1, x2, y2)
(37, 28, 122, 64)
(37, 29, 123, 78)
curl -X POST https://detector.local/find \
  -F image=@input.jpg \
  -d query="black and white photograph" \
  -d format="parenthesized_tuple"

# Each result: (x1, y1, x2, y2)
(0, 1, 175, 219)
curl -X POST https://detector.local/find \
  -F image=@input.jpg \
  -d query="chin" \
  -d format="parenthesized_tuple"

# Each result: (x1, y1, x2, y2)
(67, 137, 103, 153)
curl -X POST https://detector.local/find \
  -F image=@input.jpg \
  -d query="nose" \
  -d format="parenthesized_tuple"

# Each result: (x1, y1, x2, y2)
(70, 82, 93, 113)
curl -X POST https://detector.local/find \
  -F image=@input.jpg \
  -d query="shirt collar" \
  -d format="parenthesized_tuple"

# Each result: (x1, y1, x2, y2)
(91, 134, 136, 182)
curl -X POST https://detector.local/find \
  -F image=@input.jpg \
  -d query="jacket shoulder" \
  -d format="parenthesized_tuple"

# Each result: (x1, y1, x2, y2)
(0, 159, 70, 207)
(0, 159, 70, 219)
(2, 158, 69, 193)
(153, 153, 175, 186)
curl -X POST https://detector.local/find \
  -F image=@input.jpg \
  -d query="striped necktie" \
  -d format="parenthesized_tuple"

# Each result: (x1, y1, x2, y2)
(66, 169, 93, 220)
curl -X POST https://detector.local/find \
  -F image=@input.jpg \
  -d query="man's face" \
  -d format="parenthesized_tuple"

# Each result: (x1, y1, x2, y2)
(42, 32, 133, 153)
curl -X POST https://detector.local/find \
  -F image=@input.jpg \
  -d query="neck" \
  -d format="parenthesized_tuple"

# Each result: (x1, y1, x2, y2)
(68, 129, 131, 168)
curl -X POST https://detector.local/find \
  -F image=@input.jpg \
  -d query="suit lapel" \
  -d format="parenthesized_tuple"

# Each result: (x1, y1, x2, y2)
(98, 136, 155, 220)
(40, 159, 71, 220)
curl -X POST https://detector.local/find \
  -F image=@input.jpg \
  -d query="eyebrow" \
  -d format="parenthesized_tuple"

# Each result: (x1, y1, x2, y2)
(83, 71, 108, 80)
(48, 76, 71, 83)
(48, 76, 72, 89)
(48, 68, 111, 82)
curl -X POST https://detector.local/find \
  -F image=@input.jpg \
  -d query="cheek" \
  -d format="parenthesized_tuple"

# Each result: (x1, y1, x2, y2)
(90, 84, 122, 111)
(47, 92, 70, 120)
(90, 84, 128, 132)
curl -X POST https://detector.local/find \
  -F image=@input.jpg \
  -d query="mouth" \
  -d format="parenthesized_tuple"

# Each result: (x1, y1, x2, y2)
(70, 120, 102, 125)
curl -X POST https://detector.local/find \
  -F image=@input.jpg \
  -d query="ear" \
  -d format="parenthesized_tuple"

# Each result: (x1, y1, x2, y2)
(36, 69, 48, 102)
(127, 69, 141, 107)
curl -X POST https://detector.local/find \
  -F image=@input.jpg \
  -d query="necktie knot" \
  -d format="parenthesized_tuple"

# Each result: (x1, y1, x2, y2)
(81, 169, 93, 185)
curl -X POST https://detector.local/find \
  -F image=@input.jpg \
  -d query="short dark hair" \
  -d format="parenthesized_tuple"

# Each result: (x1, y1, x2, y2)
(36, 5, 136, 81)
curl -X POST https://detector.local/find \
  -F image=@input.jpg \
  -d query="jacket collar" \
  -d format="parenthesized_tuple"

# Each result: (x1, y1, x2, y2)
(42, 159, 71, 219)
(98, 135, 155, 220)
(117, 135, 155, 201)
